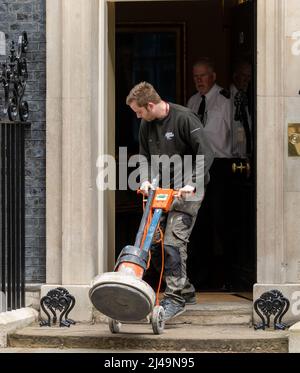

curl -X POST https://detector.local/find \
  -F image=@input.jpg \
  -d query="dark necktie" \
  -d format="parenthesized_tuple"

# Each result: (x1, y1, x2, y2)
(198, 95, 206, 125)
(234, 90, 252, 155)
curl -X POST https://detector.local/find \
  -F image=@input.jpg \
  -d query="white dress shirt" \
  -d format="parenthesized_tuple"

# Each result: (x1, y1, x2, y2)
(230, 84, 252, 158)
(187, 84, 232, 158)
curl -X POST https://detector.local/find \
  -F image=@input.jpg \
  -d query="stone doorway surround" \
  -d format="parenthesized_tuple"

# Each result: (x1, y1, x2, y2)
(44, 0, 300, 323)
(44, 0, 115, 321)
(255, 0, 300, 327)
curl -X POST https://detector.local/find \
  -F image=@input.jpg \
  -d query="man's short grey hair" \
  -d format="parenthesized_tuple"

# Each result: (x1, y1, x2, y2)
(232, 59, 252, 74)
(193, 57, 216, 73)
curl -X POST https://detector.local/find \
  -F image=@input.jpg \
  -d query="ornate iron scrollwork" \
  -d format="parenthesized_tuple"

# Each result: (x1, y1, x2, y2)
(40, 287, 76, 327)
(254, 289, 290, 330)
(0, 31, 29, 122)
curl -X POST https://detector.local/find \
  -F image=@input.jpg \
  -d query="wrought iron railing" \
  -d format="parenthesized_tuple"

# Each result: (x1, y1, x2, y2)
(0, 32, 29, 123)
(0, 32, 29, 311)
(0, 121, 26, 310)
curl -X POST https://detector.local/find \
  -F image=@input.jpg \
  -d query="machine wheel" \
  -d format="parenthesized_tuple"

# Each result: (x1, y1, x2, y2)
(151, 305, 165, 335)
(108, 318, 121, 334)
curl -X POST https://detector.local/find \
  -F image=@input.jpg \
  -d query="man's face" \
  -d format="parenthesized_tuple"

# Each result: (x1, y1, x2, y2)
(233, 64, 252, 91)
(193, 64, 216, 95)
(129, 100, 155, 122)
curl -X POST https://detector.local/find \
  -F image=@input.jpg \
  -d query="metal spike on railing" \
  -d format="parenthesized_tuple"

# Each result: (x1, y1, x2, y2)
(0, 32, 29, 122)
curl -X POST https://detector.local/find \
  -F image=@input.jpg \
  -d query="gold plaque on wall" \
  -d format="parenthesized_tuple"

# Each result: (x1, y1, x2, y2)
(288, 123, 300, 156)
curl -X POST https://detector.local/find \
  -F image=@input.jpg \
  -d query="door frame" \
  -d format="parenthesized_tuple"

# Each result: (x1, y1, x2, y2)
(104, 0, 285, 284)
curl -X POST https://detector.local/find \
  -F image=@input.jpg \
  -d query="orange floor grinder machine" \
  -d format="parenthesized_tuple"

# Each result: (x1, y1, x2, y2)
(89, 187, 176, 334)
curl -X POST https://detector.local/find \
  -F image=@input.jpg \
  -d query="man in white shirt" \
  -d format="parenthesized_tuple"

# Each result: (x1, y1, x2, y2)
(230, 61, 252, 158)
(187, 58, 233, 290)
(187, 58, 232, 158)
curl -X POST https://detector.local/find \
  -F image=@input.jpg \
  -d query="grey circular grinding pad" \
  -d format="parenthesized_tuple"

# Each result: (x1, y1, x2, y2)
(89, 272, 156, 321)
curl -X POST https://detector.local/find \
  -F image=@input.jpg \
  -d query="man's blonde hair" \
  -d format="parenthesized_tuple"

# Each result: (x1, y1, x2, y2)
(126, 81, 161, 108)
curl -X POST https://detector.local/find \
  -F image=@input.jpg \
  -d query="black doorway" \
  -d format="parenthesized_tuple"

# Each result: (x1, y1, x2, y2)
(115, 0, 257, 293)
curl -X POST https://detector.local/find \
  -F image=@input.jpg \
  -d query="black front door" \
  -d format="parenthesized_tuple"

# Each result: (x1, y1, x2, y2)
(188, 0, 257, 292)
(228, 0, 256, 291)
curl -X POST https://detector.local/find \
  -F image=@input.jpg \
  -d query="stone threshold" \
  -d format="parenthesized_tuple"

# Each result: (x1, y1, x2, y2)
(8, 322, 288, 353)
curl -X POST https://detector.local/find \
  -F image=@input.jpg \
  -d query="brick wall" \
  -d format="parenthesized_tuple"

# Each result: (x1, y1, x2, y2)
(0, 0, 46, 283)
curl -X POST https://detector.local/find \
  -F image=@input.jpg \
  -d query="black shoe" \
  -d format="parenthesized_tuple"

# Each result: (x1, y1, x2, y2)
(160, 298, 186, 321)
(182, 292, 197, 305)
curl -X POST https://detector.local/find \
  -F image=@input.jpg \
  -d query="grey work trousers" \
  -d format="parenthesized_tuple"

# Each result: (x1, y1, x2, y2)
(151, 197, 202, 304)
